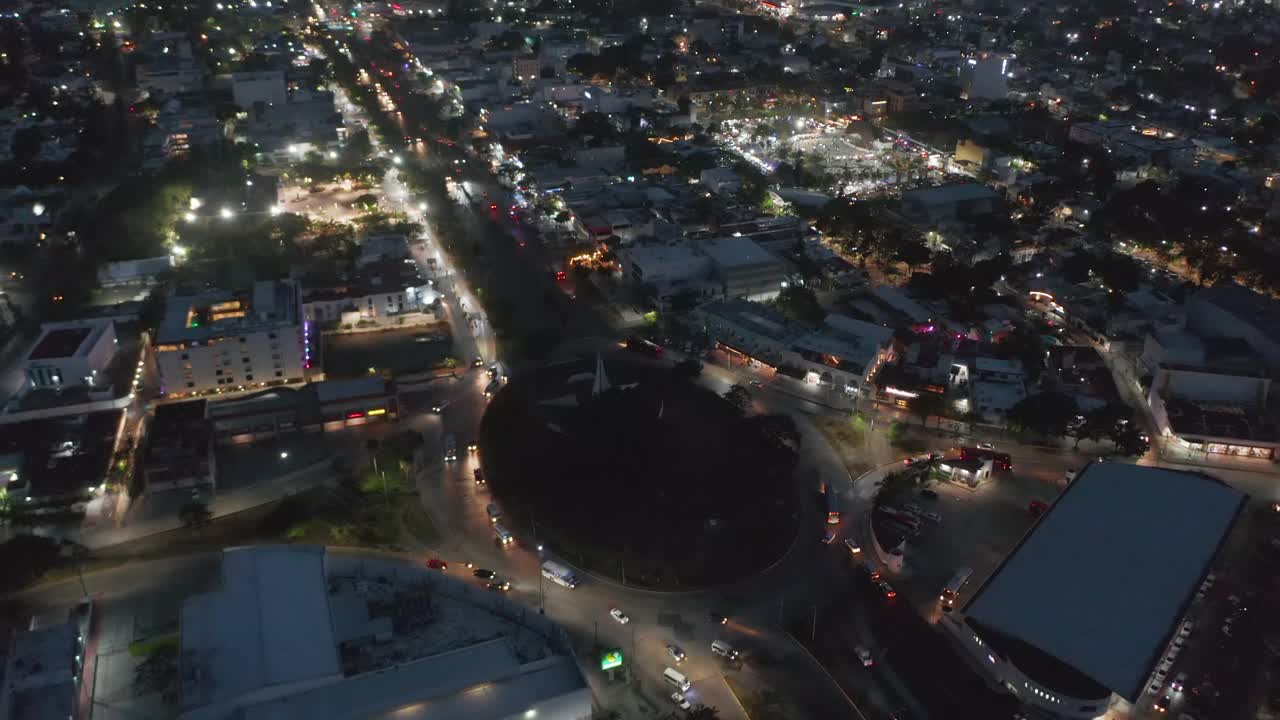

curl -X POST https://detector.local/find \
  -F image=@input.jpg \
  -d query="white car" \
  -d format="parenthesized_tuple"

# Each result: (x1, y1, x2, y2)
(856, 645, 874, 667)
(670, 692, 691, 710)
(609, 608, 630, 625)
(844, 538, 862, 555)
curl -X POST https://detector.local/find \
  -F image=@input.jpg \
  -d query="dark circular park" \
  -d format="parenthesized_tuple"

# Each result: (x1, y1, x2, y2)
(479, 353, 803, 589)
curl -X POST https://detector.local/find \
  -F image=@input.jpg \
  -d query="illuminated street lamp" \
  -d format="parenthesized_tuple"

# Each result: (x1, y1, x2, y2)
(219, 207, 234, 220)
(183, 211, 197, 223)
(189, 197, 203, 211)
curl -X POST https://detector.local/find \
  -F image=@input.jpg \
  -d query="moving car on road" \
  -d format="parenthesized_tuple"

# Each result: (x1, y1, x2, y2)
(666, 645, 686, 662)
(432, 399, 450, 413)
(473, 568, 495, 579)
(856, 646, 874, 667)
(473, 468, 485, 485)
(426, 558, 447, 570)
(709, 611, 728, 625)
(711, 640, 739, 660)
(486, 579, 511, 592)
(844, 538, 862, 555)
(609, 608, 630, 624)
(486, 503, 501, 523)
(822, 529, 837, 544)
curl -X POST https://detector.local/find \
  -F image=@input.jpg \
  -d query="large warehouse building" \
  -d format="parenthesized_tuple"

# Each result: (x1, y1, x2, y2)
(942, 463, 1245, 719)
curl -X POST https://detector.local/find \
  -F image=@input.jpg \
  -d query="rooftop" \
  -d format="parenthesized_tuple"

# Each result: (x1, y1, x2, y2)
(698, 298, 799, 345)
(180, 545, 342, 714)
(156, 280, 299, 345)
(700, 236, 781, 270)
(1192, 283, 1280, 338)
(901, 182, 1000, 208)
(0, 409, 123, 499)
(964, 463, 1245, 701)
(240, 643, 588, 720)
(27, 327, 92, 361)
(1165, 397, 1280, 444)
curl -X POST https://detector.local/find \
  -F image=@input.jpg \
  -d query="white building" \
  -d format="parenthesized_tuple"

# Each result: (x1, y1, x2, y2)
(944, 463, 1243, 718)
(23, 319, 118, 391)
(1186, 283, 1280, 376)
(699, 167, 743, 195)
(154, 280, 306, 397)
(231, 70, 287, 110)
(179, 545, 592, 720)
(301, 258, 435, 327)
(961, 53, 1009, 100)
(0, 621, 83, 720)
(701, 236, 788, 302)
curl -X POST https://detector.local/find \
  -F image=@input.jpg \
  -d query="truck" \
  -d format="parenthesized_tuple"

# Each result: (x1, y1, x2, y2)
(540, 560, 580, 589)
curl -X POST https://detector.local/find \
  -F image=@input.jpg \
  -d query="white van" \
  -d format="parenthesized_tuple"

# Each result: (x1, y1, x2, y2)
(494, 523, 513, 546)
(662, 667, 690, 692)
(711, 640, 739, 660)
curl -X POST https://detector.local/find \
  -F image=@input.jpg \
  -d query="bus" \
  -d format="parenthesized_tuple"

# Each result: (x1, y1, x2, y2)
(825, 482, 840, 525)
(541, 560, 580, 589)
(940, 566, 974, 608)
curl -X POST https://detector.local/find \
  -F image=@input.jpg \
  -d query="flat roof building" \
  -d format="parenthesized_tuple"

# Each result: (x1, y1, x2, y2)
(0, 621, 83, 720)
(154, 280, 305, 397)
(23, 319, 118, 392)
(179, 545, 591, 720)
(944, 463, 1245, 718)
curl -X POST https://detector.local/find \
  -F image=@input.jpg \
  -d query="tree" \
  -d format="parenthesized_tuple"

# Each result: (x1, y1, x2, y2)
(1007, 392, 1079, 438)
(1072, 403, 1129, 449)
(773, 285, 825, 327)
(1110, 421, 1150, 457)
(573, 111, 616, 144)
(179, 501, 212, 529)
(672, 357, 703, 381)
(910, 392, 947, 428)
(723, 384, 751, 412)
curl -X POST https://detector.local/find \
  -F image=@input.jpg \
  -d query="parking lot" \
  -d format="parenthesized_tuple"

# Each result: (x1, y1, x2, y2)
(890, 466, 1060, 623)
(321, 325, 452, 378)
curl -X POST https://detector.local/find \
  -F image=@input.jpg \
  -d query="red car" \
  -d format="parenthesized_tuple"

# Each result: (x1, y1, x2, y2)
(1028, 500, 1048, 518)
(426, 558, 447, 570)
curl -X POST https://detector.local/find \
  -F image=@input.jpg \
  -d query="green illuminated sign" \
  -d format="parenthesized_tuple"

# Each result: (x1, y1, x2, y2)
(600, 649, 623, 671)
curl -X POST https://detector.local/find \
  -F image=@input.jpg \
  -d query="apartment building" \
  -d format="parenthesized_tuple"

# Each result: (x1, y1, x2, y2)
(154, 280, 306, 396)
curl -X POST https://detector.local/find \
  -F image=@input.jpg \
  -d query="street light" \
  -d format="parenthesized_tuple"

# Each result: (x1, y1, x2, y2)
(183, 211, 197, 223)
(279, 451, 289, 460)
(219, 207, 234, 220)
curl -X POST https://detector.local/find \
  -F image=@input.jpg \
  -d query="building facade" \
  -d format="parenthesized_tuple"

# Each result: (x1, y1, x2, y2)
(154, 280, 307, 397)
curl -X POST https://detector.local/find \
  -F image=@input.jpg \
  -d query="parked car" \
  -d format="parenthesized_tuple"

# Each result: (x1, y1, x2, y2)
(856, 646, 874, 667)
(919, 489, 939, 500)
(670, 692, 691, 710)
(666, 645, 686, 662)
(610, 608, 630, 624)
(426, 558, 447, 571)
(920, 510, 942, 524)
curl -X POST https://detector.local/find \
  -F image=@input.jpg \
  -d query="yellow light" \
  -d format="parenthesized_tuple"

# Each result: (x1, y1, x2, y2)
(367, 408, 387, 416)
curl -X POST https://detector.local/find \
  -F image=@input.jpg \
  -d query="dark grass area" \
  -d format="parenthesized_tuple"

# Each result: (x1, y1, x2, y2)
(479, 352, 801, 589)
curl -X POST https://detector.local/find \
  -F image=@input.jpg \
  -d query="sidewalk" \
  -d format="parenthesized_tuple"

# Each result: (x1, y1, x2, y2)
(68, 457, 334, 550)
